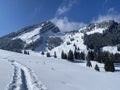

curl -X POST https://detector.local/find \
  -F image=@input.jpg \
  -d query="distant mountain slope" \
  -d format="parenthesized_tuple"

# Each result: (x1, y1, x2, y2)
(1, 20, 120, 62)
(0, 21, 61, 52)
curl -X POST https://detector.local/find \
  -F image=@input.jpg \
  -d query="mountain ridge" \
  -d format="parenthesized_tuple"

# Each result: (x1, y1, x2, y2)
(0, 20, 120, 62)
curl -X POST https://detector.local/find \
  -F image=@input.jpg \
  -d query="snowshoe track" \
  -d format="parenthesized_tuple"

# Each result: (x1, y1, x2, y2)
(7, 60, 47, 90)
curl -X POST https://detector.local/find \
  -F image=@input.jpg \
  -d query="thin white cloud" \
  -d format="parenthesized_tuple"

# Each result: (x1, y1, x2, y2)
(92, 14, 120, 23)
(92, 8, 120, 23)
(52, 0, 85, 32)
(56, 0, 77, 16)
(51, 17, 86, 32)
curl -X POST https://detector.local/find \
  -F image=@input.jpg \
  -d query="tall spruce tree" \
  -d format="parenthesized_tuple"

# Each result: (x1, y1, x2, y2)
(86, 53, 92, 67)
(41, 51, 44, 55)
(87, 51, 94, 60)
(68, 50, 74, 62)
(86, 59, 92, 67)
(61, 50, 65, 59)
(104, 52, 115, 72)
(46, 52, 50, 57)
(80, 52, 85, 60)
(54, 51, 57, 58)
(74, 50, 78, 59)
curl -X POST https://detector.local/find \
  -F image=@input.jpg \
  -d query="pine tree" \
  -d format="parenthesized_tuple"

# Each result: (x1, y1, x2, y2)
(64, 53, 67, 59)
(24, 50, 28, 54)
(94, 64, 100, 71)
(104, 52, 115, 72)
(79, 52, 85, 60)
(87, 51, 94, 60)
(86, 59, 92, 67)
(68, 50, 74, 62)
(61, 51, 65, 59)
(54, 51, 57, 58)
(86, 53, 92, 67)
(41, 51, 44, 55)
(74, 50, 78, 59)
(46, 52, 50, 57)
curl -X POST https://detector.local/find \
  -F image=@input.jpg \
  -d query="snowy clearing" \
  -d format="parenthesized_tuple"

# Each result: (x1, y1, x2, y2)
(0, 49, 120, 90)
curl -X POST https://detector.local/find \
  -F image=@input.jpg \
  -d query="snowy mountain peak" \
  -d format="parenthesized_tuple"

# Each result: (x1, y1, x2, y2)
(80, 20, 118, 35)
(0, 20, 120, 62)
(13, 21, 60, 44)
(0, 21, 60, 51)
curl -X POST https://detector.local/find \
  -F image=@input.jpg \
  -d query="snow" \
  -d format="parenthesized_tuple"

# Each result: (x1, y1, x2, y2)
(86, 27, 107, 35)
(14, 27, 42, 44)
(0, 60, 13, 90)
(9, 61, 46, 90)
(102, 46, 120, 54)
(49, 32, 87, 58)
(0, 50, 120, 90)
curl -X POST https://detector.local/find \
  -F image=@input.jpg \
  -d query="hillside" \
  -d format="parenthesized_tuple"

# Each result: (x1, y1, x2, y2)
(0, 20, 120, 62)
(0, 49, 120, 90)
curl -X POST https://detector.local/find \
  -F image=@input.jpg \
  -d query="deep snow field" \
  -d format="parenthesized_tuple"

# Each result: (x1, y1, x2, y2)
(0, 49, 120, 90)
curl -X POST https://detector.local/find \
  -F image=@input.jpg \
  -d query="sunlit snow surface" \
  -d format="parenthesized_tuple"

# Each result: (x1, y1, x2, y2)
(0, 49, 120, 90)
(14, 27, 42, 44)
(49, 32, 87, 58)
(86, 27, 107, 35)
(103, 46, 120, 54)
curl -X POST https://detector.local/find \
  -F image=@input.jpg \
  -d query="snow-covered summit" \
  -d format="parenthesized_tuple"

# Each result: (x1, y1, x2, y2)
(0, 21, 60, 51)
(0, 20, 120, 59)
(13, 21, 60, 44)
(80, 20, 117, 35)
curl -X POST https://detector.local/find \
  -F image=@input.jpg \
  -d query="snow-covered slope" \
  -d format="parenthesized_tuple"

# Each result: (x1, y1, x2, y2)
(0, 60, 13, 90)
(0, 21, 60, 52)
(0, 20, 120, 61)
(103, 45, 120, 54)
(0, 50, 120, 90)
(48, 31, 87, 58)
(86, 27, 107, 35)
(45, 20, 116, 57)
(14, 27, 42, 44)
(14, 21, 60, 45)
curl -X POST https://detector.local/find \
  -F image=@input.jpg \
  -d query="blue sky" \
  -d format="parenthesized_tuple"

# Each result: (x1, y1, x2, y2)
(0, 0, 120, 36)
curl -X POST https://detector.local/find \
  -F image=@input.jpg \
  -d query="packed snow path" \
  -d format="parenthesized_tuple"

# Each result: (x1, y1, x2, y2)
(8, 60, 47, 90)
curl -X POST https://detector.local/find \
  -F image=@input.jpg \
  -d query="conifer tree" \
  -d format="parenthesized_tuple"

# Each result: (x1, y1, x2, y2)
(61, 50, 65, 59)
(54, 51, 57, 58)
(94, 64, 100, 71)
(64, 53, 67, 59)
(80, 52, 85, 60)
(74, 50, 78, 59)
(87, 51, 94, 60)
(86, 53, 92, 67)
(104, 52, 115, 72)
(68, 50, 74, 62)
(41, 51, 44, 55)
(86, 59, 92, 67)
(46, 52, 50, 57)
(24, 50, 28, 54)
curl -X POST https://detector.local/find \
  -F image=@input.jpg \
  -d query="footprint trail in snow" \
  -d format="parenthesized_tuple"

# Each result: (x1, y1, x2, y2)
(7, 60, 47, 90)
